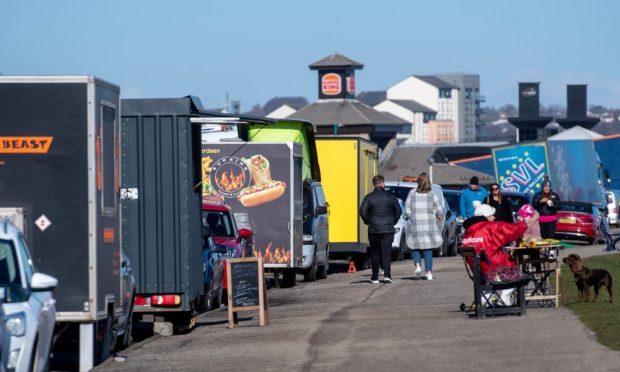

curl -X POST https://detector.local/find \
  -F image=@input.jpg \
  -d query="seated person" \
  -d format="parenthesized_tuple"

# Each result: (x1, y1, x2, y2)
(462, 201, 527, 305)
(517, 203, 541, 244)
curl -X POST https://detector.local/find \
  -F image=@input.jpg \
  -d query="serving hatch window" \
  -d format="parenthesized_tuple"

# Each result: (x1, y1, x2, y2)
(101, 104, 117, 216)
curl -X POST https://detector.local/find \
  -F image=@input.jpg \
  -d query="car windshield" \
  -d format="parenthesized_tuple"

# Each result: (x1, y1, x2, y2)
(559, 203, 591, 213)
(203, 211, 235, 237)
(0, 239, 28, 303)
(384, 186, 414, 201)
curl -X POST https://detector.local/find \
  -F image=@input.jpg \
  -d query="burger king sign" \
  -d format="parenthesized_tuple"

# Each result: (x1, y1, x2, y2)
(321, 73, 341, 96)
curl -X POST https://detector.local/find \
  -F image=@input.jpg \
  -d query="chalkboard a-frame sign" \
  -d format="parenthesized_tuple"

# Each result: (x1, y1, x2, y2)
(226, 257, 269, 328)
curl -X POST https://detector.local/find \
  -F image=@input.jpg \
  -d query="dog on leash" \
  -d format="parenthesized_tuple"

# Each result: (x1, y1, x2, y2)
(562, 253, 613, 303)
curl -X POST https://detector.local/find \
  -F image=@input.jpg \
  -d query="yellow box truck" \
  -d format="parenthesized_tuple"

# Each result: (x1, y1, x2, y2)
(316, 137, 378, 268)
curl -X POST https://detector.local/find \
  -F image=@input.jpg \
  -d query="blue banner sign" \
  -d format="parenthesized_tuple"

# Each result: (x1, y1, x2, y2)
(492, 142, 549, 196)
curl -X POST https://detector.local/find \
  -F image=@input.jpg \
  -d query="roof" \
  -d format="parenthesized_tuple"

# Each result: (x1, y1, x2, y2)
(356, 91, 387, 107)
(389, 99, 436, 113)
(548, 125, 603, 141)
(309, 53, 364, 70)
(414, 75, 458, 89)
(379, 146, 493, 186)
(287, 100, 409, 126)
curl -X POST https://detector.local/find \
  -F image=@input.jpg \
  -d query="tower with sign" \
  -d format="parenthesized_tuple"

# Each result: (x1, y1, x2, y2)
(507, 82, 553, 142)
(309, 53, 363, 100)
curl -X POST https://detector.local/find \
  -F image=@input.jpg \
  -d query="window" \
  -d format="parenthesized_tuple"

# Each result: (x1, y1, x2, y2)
(203, 211, 235, 237)
(465, 88, 472, 99)
(0, 239, 29, 302)
(17, 236, 34, 284)
(315, 185, 327, 206)
(439, 88, 452, 98)
(101, 104, 117, 216)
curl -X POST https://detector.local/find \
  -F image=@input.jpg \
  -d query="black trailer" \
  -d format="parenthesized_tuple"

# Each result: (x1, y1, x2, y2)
(121, 97, 209, 330)
(0, 76, 125, 370)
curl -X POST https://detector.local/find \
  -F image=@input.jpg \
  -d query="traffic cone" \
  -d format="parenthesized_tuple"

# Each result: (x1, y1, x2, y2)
(347, 260, 357, 273)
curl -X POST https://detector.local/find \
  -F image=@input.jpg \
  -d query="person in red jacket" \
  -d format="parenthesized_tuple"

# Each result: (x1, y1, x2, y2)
(462, 201, 527, 305)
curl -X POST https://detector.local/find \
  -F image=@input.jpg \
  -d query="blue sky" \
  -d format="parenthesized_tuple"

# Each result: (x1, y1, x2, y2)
(1, 0, 619, 111)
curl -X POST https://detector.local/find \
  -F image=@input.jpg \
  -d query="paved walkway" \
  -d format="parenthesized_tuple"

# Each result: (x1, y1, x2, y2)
(98, 244, 620, 371)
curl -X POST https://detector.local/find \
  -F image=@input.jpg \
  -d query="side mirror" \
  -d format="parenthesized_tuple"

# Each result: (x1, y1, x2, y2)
(213, 244, 228, 254)
(446, 210, 452, 218)
(30, 273, 58, 292)
(238, 228, 253, 239)
(315, 205, 328, 215)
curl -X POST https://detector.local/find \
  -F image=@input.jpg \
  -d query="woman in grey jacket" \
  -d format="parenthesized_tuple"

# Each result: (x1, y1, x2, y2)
(405, 173, 443, 280)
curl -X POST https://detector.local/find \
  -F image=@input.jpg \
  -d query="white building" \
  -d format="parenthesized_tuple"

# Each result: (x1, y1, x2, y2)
(374, 99, 436, 143)
(383, 74, 480, 143)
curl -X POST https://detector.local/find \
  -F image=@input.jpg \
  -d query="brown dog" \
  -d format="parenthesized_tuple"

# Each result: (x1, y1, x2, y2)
(562, 253, 613, 303)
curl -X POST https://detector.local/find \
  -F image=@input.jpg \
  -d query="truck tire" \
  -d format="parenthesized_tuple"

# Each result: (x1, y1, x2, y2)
(303, 253, 318, 282)
(318, 247, 329, 279)
(117, 291, 135, 350)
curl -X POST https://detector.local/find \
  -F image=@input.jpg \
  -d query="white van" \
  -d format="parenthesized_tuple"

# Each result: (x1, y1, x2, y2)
(606, 190, 620, 226)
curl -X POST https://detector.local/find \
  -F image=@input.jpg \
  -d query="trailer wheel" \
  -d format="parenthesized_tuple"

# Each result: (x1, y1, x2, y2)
(95, 316, 113, 364)
(281, 268, 296, 288)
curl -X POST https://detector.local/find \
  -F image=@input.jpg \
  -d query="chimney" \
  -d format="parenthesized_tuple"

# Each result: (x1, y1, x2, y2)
(507, 82, 553, 142)
(557, 85, 599, 129)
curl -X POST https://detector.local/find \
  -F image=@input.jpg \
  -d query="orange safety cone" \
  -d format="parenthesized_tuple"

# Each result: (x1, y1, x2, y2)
(347, 260, 357, 273)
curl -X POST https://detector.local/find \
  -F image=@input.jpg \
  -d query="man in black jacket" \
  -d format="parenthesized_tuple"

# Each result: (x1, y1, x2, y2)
(360, 175, 401, 283)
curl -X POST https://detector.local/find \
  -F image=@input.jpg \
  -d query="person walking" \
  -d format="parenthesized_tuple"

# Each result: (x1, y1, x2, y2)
(460, 176, 489, 218)
(405, 173, 443, 281)
(483, 183, 514, 223)
(360, 175, 401, 284)
(532, 179, 561, 239)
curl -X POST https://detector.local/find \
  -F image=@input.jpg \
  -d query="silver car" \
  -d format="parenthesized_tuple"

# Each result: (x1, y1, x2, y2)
(0, 220, 57, 372)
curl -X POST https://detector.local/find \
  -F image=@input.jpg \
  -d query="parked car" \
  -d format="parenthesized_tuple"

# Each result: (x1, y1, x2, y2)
(200, 225, 228, 311)
(442, 189, 465, 249)
(202, 203, 252, 309)
(501, 191, 533, 221)
(301, 181, 330, 281)
(391, 199, 408, 261)
(605, 190, 620, 226)
(384, 182, 457, 257)
(0, 220, 57, 372)
(555, 201, 605, 244)
(439, 199, 458, 257)
(0, 300, 9, 372)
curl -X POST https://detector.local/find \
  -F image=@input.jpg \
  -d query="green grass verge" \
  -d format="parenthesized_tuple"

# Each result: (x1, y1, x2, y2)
(560, 254, 620, 351)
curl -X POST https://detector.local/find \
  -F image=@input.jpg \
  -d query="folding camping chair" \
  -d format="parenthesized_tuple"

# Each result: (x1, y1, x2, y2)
(460, 246, 531, 318)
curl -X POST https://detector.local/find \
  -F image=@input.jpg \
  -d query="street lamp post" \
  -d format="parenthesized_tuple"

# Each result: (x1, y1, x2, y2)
(427, 157, 435, 184)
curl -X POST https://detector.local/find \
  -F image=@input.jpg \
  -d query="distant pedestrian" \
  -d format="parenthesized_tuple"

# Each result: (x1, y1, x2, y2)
(360, 175, 401, 284)
(405, 172, 443, 281)
(460, 176, 489, 218)
(532, 179, 561, 239)
(483, 183, 514, 222)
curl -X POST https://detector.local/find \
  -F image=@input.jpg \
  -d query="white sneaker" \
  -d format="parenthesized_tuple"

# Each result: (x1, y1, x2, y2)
(383, 277, 393, 283)
(426, 271, 433, 281)
(414, 265, 422, 276)
(370, 279, 380, 284)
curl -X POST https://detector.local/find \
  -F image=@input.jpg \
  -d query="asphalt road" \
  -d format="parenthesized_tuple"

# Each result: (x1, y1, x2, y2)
(97, 242, 620, 372)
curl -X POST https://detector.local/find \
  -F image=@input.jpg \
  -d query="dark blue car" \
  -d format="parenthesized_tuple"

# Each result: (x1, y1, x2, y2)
(202, 226, 228, 311)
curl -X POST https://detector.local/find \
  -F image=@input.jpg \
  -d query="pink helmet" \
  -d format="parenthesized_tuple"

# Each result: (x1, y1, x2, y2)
(518, 203, 535, 219)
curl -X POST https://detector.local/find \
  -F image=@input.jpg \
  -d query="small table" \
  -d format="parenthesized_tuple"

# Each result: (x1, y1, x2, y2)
(507, 244, 562, 307)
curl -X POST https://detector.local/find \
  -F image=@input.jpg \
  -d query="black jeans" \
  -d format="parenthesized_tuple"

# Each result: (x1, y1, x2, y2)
(369, 233, 394, 280)
(540, 220, 557, 239)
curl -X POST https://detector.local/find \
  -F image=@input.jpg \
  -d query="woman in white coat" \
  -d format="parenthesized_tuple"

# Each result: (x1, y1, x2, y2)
(405, 173, 443, 280)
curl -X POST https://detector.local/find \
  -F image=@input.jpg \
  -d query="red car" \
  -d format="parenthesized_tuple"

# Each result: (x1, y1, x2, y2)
(202, 202, 253, 305)
(555, 201, 605, 244)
